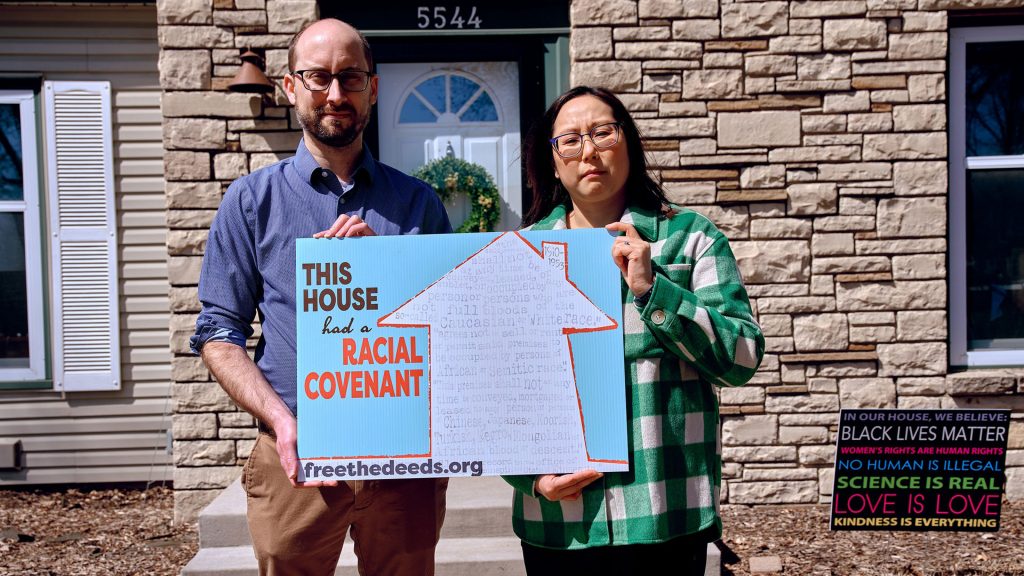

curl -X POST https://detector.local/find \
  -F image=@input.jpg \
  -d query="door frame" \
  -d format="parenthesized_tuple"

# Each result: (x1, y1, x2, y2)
(364, 34, 565, 220)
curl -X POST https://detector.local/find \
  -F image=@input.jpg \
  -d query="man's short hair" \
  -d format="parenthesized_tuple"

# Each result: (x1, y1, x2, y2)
(287, 18, 374, 73)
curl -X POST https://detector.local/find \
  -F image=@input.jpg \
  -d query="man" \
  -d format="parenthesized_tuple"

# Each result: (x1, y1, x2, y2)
(190, 18, 452, 576)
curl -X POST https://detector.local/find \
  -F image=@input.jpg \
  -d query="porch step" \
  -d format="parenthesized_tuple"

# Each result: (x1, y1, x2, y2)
(199, 476, 515, 548)
(181, 537, 526, 576)
(184, 474, 720, 576)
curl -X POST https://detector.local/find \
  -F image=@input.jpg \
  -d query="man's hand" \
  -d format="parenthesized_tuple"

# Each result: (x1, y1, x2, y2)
(314, 214, 376, 238)
(270, 415, 340, 488)
(535, 470, 603, 501)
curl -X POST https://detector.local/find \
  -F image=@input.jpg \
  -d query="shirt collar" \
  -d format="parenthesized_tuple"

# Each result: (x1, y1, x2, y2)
(293, 138, 379, 188)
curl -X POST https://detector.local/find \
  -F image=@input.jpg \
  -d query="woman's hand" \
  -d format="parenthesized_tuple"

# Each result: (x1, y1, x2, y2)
(314, 214, 376, 238)
(606, 222, 654, 297)
(535, 470, 604, 501)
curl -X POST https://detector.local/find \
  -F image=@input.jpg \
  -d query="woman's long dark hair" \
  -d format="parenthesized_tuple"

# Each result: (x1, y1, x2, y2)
(521, 85, 671, 227)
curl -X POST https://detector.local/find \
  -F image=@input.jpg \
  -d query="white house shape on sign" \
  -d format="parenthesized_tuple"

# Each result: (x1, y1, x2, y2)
(378, 231, 623, 474)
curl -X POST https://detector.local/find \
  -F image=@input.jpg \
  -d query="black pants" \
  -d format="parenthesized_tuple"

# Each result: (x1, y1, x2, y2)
(521, 531, 712, 576)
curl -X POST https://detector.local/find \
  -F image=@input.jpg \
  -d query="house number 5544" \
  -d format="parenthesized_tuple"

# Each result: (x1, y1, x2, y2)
(416, 6, 483, 29)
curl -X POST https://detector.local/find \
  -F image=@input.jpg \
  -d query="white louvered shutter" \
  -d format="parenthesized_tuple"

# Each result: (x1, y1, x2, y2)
(44, 81, 120, 391)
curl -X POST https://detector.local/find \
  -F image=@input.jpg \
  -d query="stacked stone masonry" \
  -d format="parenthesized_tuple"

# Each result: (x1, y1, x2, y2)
(570, 0, 1023, 509)
(160, 0, 1024, 522)
(158, 0, 318, 522)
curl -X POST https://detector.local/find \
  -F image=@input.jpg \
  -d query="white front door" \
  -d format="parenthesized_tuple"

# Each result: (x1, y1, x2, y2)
(377, 62, 522, 229)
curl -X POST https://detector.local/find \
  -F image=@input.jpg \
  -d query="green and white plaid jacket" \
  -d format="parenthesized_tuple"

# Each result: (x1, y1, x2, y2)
(504, 203, 765, 549)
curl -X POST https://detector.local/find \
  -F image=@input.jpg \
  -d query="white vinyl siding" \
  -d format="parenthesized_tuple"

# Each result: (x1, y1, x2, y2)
(0, 5, 171, 484)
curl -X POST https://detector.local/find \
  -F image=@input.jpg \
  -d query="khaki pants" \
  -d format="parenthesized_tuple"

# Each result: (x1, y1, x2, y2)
(243, 433, 448, 576)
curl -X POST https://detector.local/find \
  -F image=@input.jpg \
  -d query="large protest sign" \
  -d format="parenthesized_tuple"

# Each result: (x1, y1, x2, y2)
(294, 230, 628, 481)
(831, 409, 1009, 531)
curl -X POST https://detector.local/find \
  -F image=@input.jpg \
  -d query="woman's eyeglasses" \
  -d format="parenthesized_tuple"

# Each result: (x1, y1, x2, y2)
(549, 122, 621, 158)
(293, 70, 373, 92)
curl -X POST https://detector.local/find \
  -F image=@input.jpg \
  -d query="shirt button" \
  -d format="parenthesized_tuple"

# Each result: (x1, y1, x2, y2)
(651, 310, 666, 325)
(339, 197, 346, 205)
(321, 170, 329, 178)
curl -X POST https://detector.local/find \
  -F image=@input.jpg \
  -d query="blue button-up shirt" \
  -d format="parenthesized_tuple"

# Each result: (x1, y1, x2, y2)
(190, 140, 452, 413)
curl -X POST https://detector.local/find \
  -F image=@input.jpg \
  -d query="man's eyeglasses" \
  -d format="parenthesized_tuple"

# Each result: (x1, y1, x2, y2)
(293, 69, 373, 92)
(549, 123, 621, 158)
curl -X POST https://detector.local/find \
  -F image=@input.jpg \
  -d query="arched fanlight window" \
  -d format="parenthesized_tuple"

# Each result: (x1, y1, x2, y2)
(398, 73, 499, 124)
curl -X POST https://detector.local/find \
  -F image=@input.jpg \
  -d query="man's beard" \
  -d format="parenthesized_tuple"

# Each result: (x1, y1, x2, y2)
(297, 103, 369, 148)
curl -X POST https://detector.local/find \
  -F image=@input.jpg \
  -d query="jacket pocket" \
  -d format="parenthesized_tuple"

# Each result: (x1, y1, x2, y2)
(662, 262, 692, 289)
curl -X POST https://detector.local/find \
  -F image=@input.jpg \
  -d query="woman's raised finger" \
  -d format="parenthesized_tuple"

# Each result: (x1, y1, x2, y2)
(605, 221, 642, 240)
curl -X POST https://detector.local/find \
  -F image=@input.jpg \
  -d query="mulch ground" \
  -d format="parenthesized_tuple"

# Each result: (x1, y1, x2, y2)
(0, 486, 196, 576)
(719, 500, 1024, 576)
(0, 487, 1021, 575)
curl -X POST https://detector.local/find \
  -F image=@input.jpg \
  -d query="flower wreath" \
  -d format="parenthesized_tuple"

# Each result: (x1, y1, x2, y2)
(412, 155, 502, 233)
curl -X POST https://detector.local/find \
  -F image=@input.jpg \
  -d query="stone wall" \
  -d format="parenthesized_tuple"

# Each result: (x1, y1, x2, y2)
(162, 0, 1024, 522)
(569, 0, 1024, 507)
(158, 0, 319, 522)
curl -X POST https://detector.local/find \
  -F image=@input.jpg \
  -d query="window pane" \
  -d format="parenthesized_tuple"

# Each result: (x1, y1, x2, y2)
(966, 169, 1024, 349)
(0, 212, 29, 365)
(450, 75, 480, 114)
(415, 75, 446, 114)
(460, 91, 498, 122)
(398, 95, 438, 124)
(0, 103, 24, 202)
(966, 40, 1024, 157)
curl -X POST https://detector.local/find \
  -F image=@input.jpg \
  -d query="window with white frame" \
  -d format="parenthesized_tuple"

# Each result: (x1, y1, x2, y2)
(950, 25, 1024, 367)
(0, 90, 45, 382)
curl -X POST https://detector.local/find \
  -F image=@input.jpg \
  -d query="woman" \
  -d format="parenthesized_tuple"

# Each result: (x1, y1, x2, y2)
(503, 86, 765, 575)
